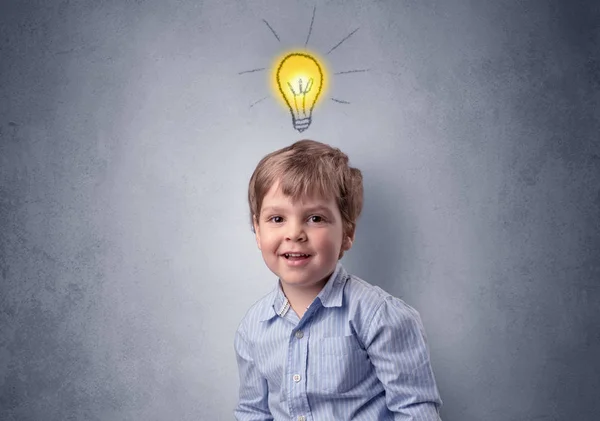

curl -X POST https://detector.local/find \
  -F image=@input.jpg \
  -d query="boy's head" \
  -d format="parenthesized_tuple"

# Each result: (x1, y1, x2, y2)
(248, 140, 363, 287)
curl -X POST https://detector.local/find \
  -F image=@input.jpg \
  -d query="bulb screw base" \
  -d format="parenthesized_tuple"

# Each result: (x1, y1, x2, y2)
(293, 117, 312, 132)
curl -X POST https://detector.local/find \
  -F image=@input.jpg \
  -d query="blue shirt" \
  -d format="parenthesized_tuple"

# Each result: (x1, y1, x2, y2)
(234, 263, 443, 420)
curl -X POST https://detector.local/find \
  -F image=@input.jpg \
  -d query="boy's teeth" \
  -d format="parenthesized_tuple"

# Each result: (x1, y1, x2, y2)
(285, 253, 308, 257)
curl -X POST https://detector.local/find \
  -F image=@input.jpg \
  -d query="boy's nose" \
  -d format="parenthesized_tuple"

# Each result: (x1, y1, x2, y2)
(285, 222, 306, 241)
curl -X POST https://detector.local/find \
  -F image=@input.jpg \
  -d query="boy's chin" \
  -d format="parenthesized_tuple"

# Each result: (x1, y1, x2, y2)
(279, 277, 325, 292)
(272, 266, 315, 284)
(277, 269, 332, 289)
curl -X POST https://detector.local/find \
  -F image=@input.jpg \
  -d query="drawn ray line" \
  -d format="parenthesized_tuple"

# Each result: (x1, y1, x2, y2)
(238, 68, 266, 75)
(305, 6, 316, 47)
(331, 97, 351, 104)
(326, 27, 359, 55)
(262, 19, 281, 42)
(335, 68, 370, 75)
(250, 96, 269, 108)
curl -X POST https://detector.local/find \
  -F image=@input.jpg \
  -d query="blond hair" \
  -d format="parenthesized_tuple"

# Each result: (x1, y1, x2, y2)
(248, 139, 363, 239)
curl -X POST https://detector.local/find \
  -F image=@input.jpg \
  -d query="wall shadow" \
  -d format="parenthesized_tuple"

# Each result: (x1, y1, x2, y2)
(342, 169, 421, 302)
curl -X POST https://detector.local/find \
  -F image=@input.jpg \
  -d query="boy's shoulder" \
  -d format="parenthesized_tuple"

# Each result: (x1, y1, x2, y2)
(236, 286, 278, 333)
(342, 271, 421, 319)
(236, 266, 422, 335)
(344, 272, 392, 301)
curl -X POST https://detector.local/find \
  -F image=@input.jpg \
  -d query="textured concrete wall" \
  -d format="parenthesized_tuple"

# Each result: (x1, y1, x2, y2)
(1, 0, 599, 420)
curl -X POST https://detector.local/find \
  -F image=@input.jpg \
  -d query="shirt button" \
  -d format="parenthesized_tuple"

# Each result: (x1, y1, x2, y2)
(297, 416, 306, 421)
(295, 330, 304, 339)
(293, 374, 301, 382)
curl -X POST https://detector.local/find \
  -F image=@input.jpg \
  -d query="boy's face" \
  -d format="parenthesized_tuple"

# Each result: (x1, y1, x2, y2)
(254, 182, 353, 292)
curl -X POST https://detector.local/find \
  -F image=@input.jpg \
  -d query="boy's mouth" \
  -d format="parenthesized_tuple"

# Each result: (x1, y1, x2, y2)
(282, 253, 311, 260)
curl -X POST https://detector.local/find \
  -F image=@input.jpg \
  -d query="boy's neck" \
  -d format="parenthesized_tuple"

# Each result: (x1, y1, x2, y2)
(280, 278, 328, 319)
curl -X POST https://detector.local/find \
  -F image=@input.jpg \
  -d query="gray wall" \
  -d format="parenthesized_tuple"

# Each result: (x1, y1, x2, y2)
(1, 0, 598, 420)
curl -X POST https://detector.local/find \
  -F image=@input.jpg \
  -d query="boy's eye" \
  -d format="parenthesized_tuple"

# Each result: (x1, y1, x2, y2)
(269, 216, 283, 223)
(309, 215, 324, 223)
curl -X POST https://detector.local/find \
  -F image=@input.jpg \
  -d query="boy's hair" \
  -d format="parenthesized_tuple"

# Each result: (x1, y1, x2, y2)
(248, 139, 363, 238)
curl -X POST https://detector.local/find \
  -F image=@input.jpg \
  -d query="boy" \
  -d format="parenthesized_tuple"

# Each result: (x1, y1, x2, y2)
(234, 140, 442, 420)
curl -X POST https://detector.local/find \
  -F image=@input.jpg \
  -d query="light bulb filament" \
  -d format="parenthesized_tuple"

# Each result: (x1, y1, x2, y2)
(287, 77, 314, 115)
(286, 77, 314, 95)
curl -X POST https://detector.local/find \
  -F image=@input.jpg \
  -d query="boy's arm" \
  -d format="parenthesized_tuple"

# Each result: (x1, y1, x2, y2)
(365, 297, 443, 421)
(233, 329, 273, 421)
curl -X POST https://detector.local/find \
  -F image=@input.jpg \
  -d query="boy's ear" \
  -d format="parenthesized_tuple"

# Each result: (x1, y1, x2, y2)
(338, 231, 354, 260)
(342, 230, 355, 251)
(253, 215, 261, 250)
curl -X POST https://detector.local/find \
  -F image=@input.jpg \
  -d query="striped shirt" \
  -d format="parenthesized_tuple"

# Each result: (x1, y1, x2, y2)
(234, 263, 442, 420)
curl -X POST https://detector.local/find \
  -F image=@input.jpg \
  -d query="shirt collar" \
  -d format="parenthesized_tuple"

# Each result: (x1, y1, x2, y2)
(258, 262, 349, 322)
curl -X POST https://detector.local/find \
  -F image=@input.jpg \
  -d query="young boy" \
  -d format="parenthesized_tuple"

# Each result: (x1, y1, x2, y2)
(234, 140, 442, 420)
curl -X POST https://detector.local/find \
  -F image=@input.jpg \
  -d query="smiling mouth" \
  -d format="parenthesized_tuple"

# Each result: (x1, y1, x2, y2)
(283, 253, 311, 259)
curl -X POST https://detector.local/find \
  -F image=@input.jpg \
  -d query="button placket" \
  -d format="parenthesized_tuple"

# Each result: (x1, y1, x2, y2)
(287, 317, 312, 420)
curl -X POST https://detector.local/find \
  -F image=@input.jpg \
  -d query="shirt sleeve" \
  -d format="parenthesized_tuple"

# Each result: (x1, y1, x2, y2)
(233, 328, 273, 421)
(364, 297, 443, 420)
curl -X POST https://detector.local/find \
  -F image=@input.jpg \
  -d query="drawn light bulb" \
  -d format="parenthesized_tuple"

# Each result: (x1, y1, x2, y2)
(275, 52, 324, 132)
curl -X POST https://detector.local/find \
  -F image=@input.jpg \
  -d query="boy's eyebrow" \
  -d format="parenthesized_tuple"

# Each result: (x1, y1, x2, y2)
(261, 206, 285, 214)
(261, 205, 333, 214)
(303, 205, 333, 214)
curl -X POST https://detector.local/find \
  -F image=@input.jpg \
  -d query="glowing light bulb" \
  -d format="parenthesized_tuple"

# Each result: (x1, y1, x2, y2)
(275, 52, 324, 132)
